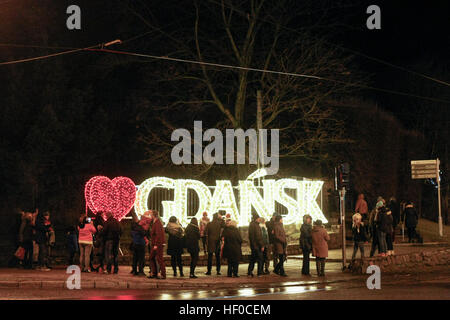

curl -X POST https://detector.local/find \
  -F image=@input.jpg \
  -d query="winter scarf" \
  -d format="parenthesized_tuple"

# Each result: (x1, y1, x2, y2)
(166, 222, 184, 238)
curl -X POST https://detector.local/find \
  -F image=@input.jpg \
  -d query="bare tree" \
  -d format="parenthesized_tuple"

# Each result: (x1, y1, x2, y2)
(126, 0, 363, 180)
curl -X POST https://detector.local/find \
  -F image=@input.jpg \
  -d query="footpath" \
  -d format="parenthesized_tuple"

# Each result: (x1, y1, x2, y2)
(0, 243, 448, 290)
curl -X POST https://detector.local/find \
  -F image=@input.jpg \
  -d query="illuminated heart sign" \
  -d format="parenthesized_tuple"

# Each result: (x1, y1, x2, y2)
(134, 170, 326, 226)
(85, 176, 136, 221)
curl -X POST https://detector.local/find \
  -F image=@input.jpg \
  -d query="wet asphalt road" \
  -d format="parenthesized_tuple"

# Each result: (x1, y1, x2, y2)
(1, 270, 449, 300)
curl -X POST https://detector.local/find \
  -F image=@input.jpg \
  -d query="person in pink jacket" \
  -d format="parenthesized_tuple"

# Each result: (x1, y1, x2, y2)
(311, 220, 330, 277)
(77, 215, 97, 272)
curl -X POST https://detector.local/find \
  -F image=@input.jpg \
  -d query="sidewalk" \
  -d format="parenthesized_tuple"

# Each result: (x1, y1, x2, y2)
(0, 243, 446, 290)
(0, 260, 357, 290)
(290, 242, 449, 262)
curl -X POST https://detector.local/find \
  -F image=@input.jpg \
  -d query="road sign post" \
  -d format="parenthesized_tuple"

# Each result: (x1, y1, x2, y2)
(411, 159, 443, 237)
(437, 159, 443, 237)
(339, 187, 346, 269)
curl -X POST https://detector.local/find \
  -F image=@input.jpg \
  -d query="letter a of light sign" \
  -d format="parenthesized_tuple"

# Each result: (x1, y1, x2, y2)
(134, 171, 326, 226)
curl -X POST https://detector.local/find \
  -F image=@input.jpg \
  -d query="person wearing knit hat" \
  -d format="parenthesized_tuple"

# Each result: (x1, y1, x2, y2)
(222, 220, 242, 277)
(311, 219, 330, 277)
(300, 214, 313, 276)
(259, 217, 270, 274)
(265, 212, 279, 270)
(376, 197, 385, 209)
(248, 213, 264, 277)
(273, 215, 287, 276)
(205, 212, 225, 275)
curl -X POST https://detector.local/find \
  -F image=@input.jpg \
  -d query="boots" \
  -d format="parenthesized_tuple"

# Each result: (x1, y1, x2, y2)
(316, 259, 320, 276)
(316, 258, 325, 276)
(320, 259, 325, 276)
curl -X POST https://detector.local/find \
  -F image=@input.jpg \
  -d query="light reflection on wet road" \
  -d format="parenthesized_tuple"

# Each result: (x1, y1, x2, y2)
(86, 284, 333, 300)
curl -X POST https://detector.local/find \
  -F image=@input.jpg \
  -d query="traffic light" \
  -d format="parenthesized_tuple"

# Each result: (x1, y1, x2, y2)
(335, 162, 350, 190)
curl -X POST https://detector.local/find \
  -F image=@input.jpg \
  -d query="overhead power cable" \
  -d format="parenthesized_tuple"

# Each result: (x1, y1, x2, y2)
(0, 44, 101, 66)
(86, 47, 450, 105)
(0, 41, 449, 104)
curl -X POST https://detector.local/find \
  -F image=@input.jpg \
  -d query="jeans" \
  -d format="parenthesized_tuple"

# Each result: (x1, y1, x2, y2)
(79, 243, 93, 271)
(33, 241, 39, 264)
(262, 246, 269, 272)
(270, 244, 279, 269)
(378, 231, 387, 253)
(386, 232, 393, 251)
(274, 254, 285, 275)
(93, 245, 105, 271)
(407, 227, 416, 242)
(248, 248, 264, 275)
(149, 245, 166, 277)
(132, 244, 146, 273)
(189, 252, 199, 275)
(23, 241, 33, 269)
(301, 248, 311, 274)
(201, 237, 207, 253)
(105, 240, 119, 273)
(170, 254, 183, 275)
(369, 226, 379, 257)
(352, 241, 365, 260)
(207, 243, 221, 273)
(315, 257, 326, 276)
(38, 242, 48, 267)
(68, 249, 77, 265)
(227, 258, 239, 276)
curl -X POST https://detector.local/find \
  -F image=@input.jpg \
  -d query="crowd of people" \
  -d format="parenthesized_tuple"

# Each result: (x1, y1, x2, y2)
(14, 209, 54, 271)
(14, 195, 418, 278)
(13, 208, 333, 278)
(351, 194, 420, 263)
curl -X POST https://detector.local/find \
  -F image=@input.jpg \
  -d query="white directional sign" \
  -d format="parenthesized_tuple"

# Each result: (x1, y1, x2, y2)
(411, 160, 438, 179)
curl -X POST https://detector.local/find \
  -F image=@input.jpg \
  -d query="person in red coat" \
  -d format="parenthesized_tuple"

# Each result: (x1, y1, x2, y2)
(148, 210, 166, 279)
(311, 220, 330, 277)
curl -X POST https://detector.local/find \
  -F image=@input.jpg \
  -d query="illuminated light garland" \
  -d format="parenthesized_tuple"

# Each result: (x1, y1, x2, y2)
(133, 171, 327, 226)
(274, 179, 300, 225)
(175, 179, 212, 226)
(238, 180, 272, 225)
(84, 176, 136, 221)
(135, 177, 176, 222)
(305, 180, 325, 223)
(84, 176, 105, 215)
(262, 179, 276, 218)
(210, 180, 240, 223)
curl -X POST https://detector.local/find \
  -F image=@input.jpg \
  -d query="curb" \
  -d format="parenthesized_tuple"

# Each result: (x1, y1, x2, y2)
(0, 276, 355, 290)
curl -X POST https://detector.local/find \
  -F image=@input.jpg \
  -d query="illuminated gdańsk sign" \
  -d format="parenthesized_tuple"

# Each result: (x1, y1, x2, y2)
(134, 171, 326, 226)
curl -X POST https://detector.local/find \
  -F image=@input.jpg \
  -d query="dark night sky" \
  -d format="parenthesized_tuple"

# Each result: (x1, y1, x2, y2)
(335, 1, 450, 124)
(1, 1, 448, 115)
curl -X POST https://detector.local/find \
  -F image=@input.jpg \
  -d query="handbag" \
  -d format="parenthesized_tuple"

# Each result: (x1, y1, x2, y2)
(14, 246, 25, 260)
